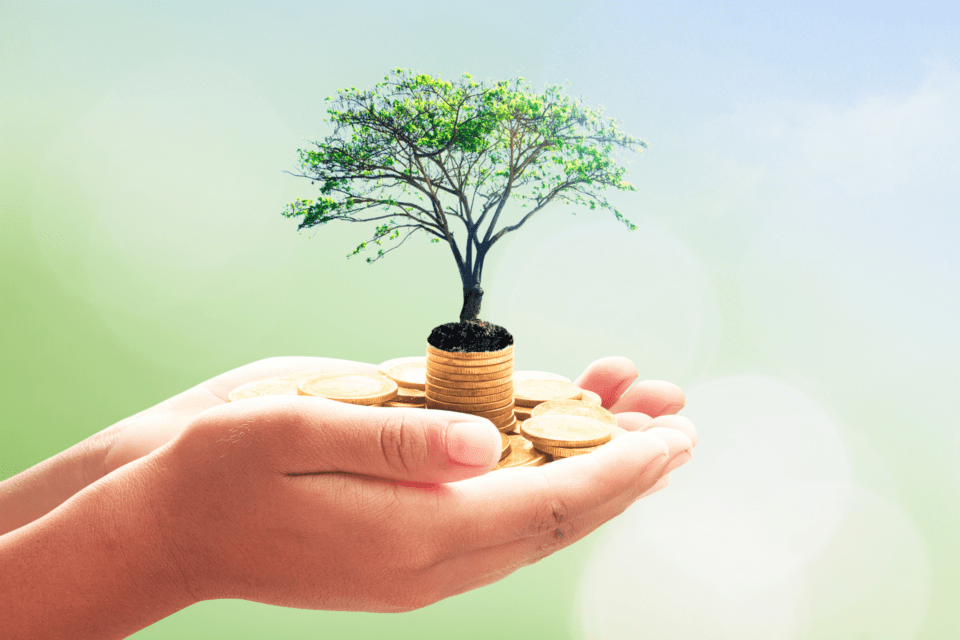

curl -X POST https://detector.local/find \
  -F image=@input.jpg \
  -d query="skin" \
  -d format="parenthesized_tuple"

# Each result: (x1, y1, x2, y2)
(0, 355, 695, 639)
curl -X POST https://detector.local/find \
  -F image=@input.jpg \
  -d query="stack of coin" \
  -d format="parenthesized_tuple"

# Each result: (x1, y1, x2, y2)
(382, 358, 428, 408)
(494, 433, 550, 469)
(424, 343, 516, 434)
(520, 414, 627, 458)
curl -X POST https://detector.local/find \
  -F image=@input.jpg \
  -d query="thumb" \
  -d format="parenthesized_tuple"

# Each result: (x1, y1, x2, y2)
(233, 396, 502, 483)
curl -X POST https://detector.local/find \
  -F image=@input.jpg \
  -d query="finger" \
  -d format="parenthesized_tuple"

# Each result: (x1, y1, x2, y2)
(614, 411, 654, 431)
(639, 414, 698, 448)
(609, 379, 686, 416)
(424, 451, 670, 598)
(194, 396, 502, 484)
(573, 356, 639, 408)
(432, 430, 669, 554)
(640, 473, 670, 498)
(199, 356, 378, 401)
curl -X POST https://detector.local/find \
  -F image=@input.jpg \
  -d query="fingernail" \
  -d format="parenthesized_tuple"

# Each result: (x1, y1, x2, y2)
(661, 403, 684, 415)
(447, 422, 498, 466)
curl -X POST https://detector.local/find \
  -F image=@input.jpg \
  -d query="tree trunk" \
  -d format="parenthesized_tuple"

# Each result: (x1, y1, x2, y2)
(459, 283, 484, 323)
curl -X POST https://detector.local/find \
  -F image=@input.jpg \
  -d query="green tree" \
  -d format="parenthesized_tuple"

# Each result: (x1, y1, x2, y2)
(283, 68, 647, 323)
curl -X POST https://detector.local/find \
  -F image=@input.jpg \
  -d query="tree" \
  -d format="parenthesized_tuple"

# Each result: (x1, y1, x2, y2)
(282, 68, 647, 323)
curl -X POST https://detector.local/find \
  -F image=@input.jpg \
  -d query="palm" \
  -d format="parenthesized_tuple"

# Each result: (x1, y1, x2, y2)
(104, 355, 688, 474)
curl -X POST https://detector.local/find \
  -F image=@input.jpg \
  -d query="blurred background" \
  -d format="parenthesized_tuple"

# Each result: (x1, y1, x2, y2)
(2, 0, 958, 637)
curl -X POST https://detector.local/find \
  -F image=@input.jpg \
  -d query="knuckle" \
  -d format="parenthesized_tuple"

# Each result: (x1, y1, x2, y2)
(378, 412, 427, 474)
(530, 470, 570, 539)
(535, 516, 578, 560)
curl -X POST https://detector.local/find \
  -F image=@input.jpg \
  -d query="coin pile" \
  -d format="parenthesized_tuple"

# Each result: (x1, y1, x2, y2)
(424, 343, 517, 434)
(227, 353, 625, 468)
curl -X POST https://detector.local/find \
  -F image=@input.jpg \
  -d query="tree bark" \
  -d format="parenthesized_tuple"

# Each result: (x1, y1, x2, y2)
(459, 283, 484, 323)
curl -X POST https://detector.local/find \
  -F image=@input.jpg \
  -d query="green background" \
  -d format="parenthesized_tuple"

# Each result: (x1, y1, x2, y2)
(2, 1, 959, 637)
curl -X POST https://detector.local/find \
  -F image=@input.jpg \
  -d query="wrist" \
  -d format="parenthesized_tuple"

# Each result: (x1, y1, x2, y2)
(0, 426, 117, 536)
(0, 451, 196, 639)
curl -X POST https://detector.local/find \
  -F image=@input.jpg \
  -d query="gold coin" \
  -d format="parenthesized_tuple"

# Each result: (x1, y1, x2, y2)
(425, 395, 514, 413)
(579, 389, 602, 405)
(298, 373, 398, 405)
(490, 410, 516, 425)
(377, 356, 426, 377)
(495, 434, 549, 469)
(535, 425, 628, 457)
(427, 359, 513, 376)
(428, 351, 514, 367)
(427, 343, 514, 360)
(496, 419, 518, 433)
(426, 386, 514, 406)
(519, 415, 612, 448)
(424, 377, 513, 396)
(228, 378, 299, 402)
(514, 406, 535, 421)
(425, 372, 514, 390)
(532, 399, 617, 426)
(513, 370, 571, 384)
(385, 361, 427, 390)
(467, 401, 516, 419)
(382, 401, 425, 408)
(513, 379, 583, 408)
(428, 401, 514, 420)
(396, 386, 426, 404)
(426, 368, 514, 383)
(500, 432, 511, 461)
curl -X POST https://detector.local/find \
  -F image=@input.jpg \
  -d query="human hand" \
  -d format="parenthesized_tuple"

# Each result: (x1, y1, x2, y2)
(143, 356, 694, 612)
(575, 356, 697, 495)
(102, 356, 377, 474)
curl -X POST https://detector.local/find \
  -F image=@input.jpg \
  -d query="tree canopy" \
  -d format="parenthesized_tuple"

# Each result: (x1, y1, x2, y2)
(282, 68, 647, 321)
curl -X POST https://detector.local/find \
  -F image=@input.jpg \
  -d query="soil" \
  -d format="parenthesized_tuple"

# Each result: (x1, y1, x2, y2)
(427, 319, 514, 353)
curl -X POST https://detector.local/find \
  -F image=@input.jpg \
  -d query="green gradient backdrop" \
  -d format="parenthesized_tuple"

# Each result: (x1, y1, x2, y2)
(3, 1, 959, 638)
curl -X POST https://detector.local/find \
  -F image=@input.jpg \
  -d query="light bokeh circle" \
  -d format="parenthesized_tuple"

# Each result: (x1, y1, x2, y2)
(577, 375, 863, 640)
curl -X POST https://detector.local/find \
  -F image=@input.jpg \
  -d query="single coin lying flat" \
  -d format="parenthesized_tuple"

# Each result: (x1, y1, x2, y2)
(513, 379, 583, 407)
(519, 414, 612, 448)
(298, 372, 398, 405)
(532, 399, 617, 426)
(428, 350, 513, 367)
(377, 356, 426, 377)
(536, 425, 629, 457)
(228, 378, 300, 402)
(386, 361, 427, 390)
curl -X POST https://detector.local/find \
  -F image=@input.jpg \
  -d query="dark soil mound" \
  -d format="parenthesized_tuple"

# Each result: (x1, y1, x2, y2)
(427, 320, 514, 353)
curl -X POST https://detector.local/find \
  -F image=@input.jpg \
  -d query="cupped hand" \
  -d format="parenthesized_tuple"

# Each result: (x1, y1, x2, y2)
(138, 355, 695, 611)
(147, 393, 681, 612)
(104, 355, 696, 475)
